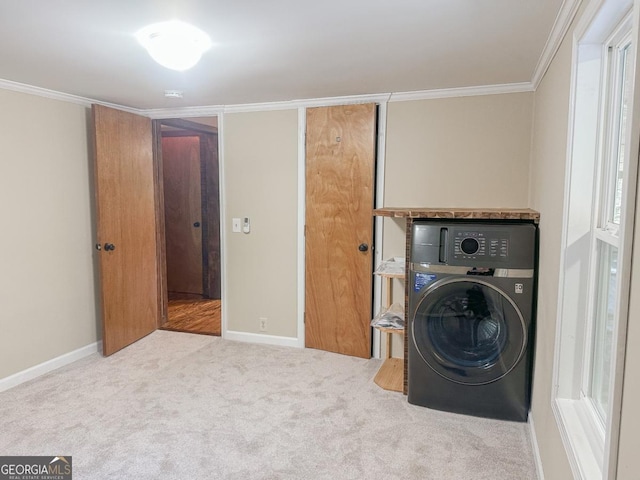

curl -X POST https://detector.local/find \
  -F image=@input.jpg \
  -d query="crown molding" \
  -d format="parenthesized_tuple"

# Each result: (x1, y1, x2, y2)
(145, 86, 533, 118)
(144, 93, 392, 118)
(124, 93, 394, 119)
(145, 105, 225, 119)
(0, 78, 92, 106)
(0, 77, 393, 117)
(1, 63, 560, 119)
(389, 82, 535, 102)
(0, 78, 142, 114)
(222, 92, 392, 114)
(531, 0, 583, 89)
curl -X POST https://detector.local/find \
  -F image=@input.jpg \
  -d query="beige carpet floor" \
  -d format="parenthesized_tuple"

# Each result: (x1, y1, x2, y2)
(0, 331, 537, 479)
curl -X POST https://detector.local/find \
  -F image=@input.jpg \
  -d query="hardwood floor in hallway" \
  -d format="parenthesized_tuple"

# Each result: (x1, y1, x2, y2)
(161, 297, 221, 336)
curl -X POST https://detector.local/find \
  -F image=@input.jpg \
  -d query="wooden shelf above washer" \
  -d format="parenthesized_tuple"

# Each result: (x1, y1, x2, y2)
(374, 207, 540, 223)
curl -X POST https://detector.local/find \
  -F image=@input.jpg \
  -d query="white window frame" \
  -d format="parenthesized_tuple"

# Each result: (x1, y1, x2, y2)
(599, 30, 632, 236)
(584, 27, 631, 427)
(552, 0, 640, 478)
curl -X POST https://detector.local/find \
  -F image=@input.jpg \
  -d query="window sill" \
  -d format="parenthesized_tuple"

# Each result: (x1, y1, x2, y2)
(554, 398, 604, 480)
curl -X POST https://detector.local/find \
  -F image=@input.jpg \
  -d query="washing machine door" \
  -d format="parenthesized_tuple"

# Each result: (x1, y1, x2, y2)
(412, 278, 527, 386)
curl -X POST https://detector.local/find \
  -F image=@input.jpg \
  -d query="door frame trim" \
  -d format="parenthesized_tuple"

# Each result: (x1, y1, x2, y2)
(296, 107, 306, 348)
(152, 120, 168, 326)
(218, 114, 228, 339)
(373, 101, 388, 359)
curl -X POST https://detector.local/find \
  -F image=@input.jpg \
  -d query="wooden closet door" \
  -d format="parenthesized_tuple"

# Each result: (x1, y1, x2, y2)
(305, 103, 376, 358)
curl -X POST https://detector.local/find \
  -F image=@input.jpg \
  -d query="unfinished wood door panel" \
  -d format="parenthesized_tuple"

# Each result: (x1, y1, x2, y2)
(92, 104, 159, 356)
(162, 135, 203, 295)
(305, 103, 376, 358)
(201, 132, 221, 300)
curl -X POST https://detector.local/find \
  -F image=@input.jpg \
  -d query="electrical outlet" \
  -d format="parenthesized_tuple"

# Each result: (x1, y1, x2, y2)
(259, 317, 268, 332)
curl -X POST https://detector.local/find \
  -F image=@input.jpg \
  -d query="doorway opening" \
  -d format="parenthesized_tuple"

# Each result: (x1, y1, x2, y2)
(156, 117, 221, 336)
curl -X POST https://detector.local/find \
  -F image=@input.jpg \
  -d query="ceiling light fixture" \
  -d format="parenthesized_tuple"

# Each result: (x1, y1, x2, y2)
(136, 20, 212, 71)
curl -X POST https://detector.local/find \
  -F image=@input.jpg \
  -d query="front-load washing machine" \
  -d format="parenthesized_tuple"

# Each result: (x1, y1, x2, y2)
(408, 221, 537, 422)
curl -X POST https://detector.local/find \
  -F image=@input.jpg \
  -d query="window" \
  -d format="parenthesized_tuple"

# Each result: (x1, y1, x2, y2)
(588, 26, 632, 426)
(554, 0, 637, 478)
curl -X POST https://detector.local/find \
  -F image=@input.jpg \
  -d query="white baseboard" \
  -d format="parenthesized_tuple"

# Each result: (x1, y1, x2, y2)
(0, 341, 101, 393)
(224, 330, 302, 348)
(529, 413, 546, 480)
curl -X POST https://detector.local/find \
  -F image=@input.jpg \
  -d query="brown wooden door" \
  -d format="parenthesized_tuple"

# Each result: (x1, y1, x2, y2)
(305, 103, 376, 358)
(162, 135, 204, 295)
(92, 104, 159, 356)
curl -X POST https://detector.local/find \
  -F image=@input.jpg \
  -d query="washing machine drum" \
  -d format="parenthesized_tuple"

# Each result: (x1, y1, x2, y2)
(412, 279, 527, 386)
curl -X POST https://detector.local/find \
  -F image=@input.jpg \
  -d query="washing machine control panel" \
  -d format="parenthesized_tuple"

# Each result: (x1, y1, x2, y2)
(411, 222, 536, 268)
(453, 230, 509, 260)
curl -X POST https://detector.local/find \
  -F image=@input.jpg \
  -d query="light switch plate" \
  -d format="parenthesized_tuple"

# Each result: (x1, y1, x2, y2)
(232, 218, 241, 233)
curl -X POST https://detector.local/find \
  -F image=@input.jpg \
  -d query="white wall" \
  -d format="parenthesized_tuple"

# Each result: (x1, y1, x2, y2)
(618, 186, 640, 478)
(222, 110, 299, 339)
(0, 90, 99, 379)
(527, 11, 576, 476)
(384, 94, 534, 208)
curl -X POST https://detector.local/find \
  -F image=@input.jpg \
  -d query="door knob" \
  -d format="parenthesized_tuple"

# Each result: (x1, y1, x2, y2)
(104, 243, 116, 251)
(358, 243, 369, 252)
(193, 222, 201, 228)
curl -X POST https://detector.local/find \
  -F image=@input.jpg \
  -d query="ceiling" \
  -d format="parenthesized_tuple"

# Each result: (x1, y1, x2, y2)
(0, 1, 565, 110)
